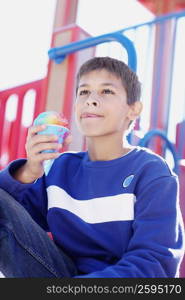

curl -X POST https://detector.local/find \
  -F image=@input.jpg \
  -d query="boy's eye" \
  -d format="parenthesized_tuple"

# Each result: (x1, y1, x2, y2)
(102, 89, 114, 94)
(79, 89, 89, 96)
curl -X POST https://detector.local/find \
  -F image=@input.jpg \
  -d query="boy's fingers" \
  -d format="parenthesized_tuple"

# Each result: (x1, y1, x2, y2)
(39, 152, 61, 161)
(63, 134, 72, 146)
(32, 143, 61, 154)
(28, 134, 58, 148)
(28, 152, 60, 165)
(27, 125, 47, 139)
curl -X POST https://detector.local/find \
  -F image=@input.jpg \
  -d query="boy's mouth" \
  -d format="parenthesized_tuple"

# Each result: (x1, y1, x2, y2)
(81, 112, 104, 119)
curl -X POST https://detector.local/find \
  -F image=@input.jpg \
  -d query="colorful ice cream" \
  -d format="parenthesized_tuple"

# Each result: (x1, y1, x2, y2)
(33, 111, 69, 142)
(33, 111, 69, 175)
(33, 111, 68, 127)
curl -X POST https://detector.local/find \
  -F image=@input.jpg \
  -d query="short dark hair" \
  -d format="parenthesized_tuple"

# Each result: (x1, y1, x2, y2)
(76, 56, 141, 105)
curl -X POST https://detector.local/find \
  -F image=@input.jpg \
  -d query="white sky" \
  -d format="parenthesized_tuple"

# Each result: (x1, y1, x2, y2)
(0, 0, 153, 90)
(77, 0, 153, 35)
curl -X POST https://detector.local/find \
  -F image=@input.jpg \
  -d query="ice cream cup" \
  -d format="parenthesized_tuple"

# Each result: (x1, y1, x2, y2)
(33, 111, 69, 175)
(38, 124, 69, 153)
(36, 124, 69, 175)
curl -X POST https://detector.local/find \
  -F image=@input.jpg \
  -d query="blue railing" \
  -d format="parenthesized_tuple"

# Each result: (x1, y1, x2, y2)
(138, 129, 179, 174)
(48, 32, 137, 71)
(121, 9, 185, 31)
(48, 9, 185, 70)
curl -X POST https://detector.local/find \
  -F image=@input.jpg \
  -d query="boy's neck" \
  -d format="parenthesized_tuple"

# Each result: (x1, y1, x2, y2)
(86, 134, 132, 161)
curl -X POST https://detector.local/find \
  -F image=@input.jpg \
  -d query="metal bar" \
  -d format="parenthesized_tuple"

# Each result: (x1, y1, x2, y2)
(53, 0, 79, 30)
(48, 10, 185, 73)
(120, 9, 185, 32)
(48, 32, 137, 71)
(138, 129, 179, 174)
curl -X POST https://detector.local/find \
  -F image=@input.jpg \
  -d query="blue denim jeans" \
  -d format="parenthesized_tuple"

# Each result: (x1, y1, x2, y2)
(0, 188, 78, 278)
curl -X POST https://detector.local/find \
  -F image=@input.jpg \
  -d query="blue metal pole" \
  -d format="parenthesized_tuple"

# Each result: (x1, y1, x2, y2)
(48, 32, 137, 72)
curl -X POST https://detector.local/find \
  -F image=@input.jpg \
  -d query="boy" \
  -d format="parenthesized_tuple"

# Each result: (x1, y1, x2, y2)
(0, 56, 184, 277)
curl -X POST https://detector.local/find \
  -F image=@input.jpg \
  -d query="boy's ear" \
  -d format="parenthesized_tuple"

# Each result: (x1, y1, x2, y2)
(127, 101, 143, 121)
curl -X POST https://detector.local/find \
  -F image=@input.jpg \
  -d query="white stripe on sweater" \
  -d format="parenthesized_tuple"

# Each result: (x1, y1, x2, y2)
(47, 185, 135, 224)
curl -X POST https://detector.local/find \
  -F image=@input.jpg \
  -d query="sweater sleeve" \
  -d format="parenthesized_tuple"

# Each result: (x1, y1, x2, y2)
(74, 175, 185, 278)
(0, 159, 49, 230)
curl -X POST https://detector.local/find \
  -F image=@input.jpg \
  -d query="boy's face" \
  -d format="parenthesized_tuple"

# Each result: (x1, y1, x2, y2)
(75, 69, 137, 138)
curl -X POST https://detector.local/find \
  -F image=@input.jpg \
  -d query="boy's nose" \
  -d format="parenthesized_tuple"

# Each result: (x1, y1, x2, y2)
(85, 91, 100, 107)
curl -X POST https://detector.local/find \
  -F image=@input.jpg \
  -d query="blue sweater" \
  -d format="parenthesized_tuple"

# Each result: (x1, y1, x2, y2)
(0, 146, 184, 277)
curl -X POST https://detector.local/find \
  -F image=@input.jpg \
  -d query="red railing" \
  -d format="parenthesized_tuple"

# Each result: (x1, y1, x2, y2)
(0, 79, 46, 168)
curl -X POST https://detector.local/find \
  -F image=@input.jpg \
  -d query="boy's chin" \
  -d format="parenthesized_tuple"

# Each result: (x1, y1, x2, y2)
(84, 133, 102, 138)
(83, 130, 112, 138)
(81, 130, 105, 138)
(78, 127, 103, 137)
(79, 126, 119, 137)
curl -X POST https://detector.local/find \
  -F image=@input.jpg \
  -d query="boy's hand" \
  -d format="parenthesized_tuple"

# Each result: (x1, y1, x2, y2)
(13, 125, 72, 183)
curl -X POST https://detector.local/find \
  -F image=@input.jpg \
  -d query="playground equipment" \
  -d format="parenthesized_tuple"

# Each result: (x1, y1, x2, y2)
(0, 0, 185, 276)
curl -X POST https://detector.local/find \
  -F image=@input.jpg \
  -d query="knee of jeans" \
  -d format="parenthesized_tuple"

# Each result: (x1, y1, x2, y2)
(0, 189, 15, 204)
(0, 189, 10, 198)
(0, 189, 18, 217)
(0, 226, 10, 239)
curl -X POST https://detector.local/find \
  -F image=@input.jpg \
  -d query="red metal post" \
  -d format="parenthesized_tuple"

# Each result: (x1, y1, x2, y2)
(44, 25, 95, 152)
(43, 0, 95, 151)
(0, 79, 46, 167)
(52, 0, 79, 29)
(138, 0, 185, 14)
